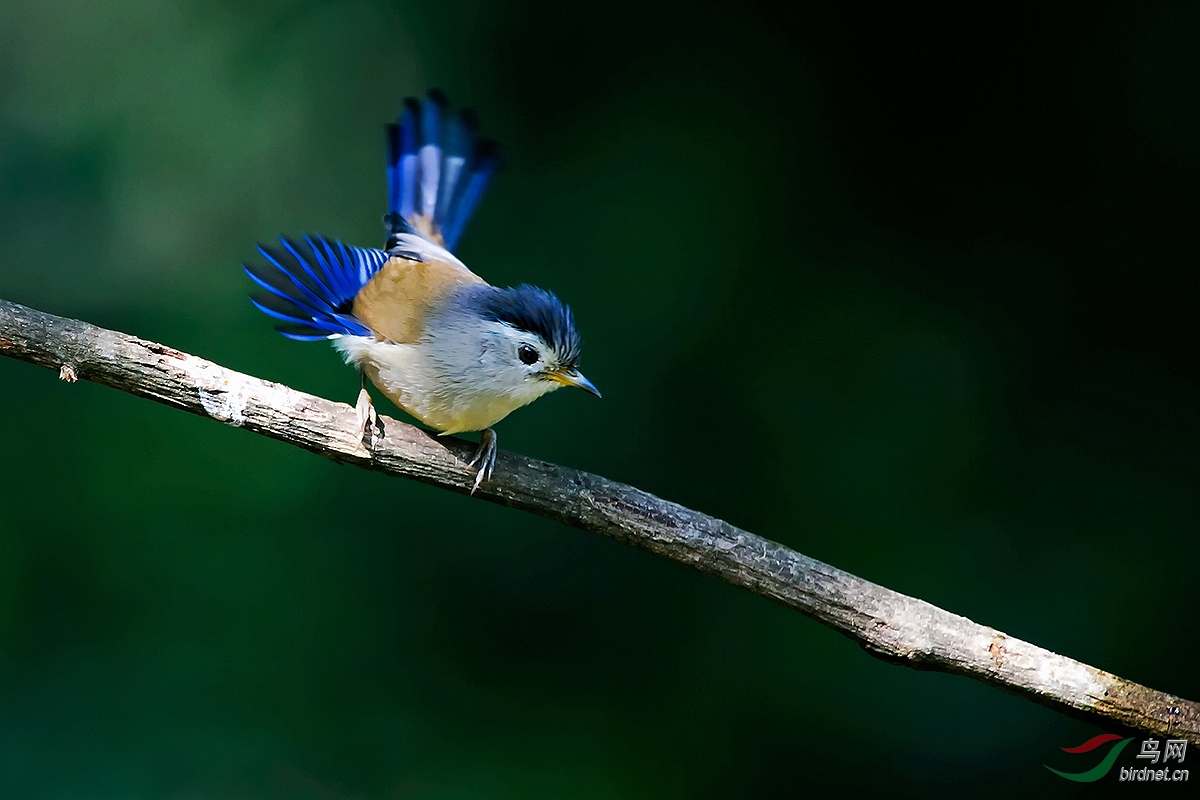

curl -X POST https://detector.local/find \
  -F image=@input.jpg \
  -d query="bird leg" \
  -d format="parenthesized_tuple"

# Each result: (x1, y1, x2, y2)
(467, 428, 498, 494)
(355, 374, 382, 446)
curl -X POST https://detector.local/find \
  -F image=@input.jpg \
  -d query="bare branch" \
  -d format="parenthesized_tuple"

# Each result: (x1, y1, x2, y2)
(1, 296, 1196, 743)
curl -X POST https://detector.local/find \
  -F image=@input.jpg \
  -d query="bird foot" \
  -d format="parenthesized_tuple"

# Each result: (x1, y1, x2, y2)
(355, 387, 383, 446)
(467, 428, 498, 494)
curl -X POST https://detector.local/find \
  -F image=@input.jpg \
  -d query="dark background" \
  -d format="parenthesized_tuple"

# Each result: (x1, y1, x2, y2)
(1, 1, 1196, 796)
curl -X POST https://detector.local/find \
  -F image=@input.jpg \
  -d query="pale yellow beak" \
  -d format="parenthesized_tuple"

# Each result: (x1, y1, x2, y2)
(546, 368, 601, 398)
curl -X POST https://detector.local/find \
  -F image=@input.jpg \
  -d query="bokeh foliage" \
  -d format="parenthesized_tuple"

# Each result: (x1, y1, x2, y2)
(0, 1, 1196, 796)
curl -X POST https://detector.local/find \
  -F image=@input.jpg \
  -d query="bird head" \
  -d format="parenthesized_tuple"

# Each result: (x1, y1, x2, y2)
(462, 284, 600, 400)
(417, 283, 600, 417)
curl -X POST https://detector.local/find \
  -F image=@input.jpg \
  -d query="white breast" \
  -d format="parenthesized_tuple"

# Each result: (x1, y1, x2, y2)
(333, 335, 558, 434)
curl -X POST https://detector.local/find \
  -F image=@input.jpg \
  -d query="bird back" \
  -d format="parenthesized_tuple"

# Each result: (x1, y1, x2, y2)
(353, 256, 485, 344)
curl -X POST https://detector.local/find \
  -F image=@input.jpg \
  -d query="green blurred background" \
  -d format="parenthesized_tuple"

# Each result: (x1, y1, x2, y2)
(0, 1, 1196, 796)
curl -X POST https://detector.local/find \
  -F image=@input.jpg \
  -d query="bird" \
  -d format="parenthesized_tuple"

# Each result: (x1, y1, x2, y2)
(243, 90, 600, 492)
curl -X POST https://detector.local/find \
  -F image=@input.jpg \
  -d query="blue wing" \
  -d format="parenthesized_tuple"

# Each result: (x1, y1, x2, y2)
(386, 90, 502, 252)
(244, 235, 389, 341)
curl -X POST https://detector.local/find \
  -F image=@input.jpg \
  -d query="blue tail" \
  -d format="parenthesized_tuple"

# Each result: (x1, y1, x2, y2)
(245, 236, 389, 340)
(385, 90, 501, 252)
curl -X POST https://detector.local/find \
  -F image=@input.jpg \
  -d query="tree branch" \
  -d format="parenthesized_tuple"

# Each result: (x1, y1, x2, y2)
(1, 296, 1196, 744)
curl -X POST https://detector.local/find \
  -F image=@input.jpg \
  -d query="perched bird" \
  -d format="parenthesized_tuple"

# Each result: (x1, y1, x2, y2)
(244, 91, 600, 491)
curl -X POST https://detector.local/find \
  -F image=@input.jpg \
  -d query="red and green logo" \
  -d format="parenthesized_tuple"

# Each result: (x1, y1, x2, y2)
(1044, 734, 1133, 782)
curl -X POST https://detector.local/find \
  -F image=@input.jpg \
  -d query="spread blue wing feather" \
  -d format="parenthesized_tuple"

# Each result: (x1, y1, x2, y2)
(245, 235, 387, 340)
(385, 91, 502, 252)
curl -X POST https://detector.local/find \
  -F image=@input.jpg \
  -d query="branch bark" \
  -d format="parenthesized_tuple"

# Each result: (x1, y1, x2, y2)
(1, 296, 1196, 744)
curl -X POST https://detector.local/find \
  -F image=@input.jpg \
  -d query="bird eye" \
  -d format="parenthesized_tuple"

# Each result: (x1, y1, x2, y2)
(518, 344, 539, 365)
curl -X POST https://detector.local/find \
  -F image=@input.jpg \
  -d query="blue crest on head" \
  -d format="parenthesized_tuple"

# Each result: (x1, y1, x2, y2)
(473, 284, 582, 366)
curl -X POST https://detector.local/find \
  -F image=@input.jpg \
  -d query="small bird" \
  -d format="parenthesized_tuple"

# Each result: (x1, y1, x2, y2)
(245, 91, 600, 491)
